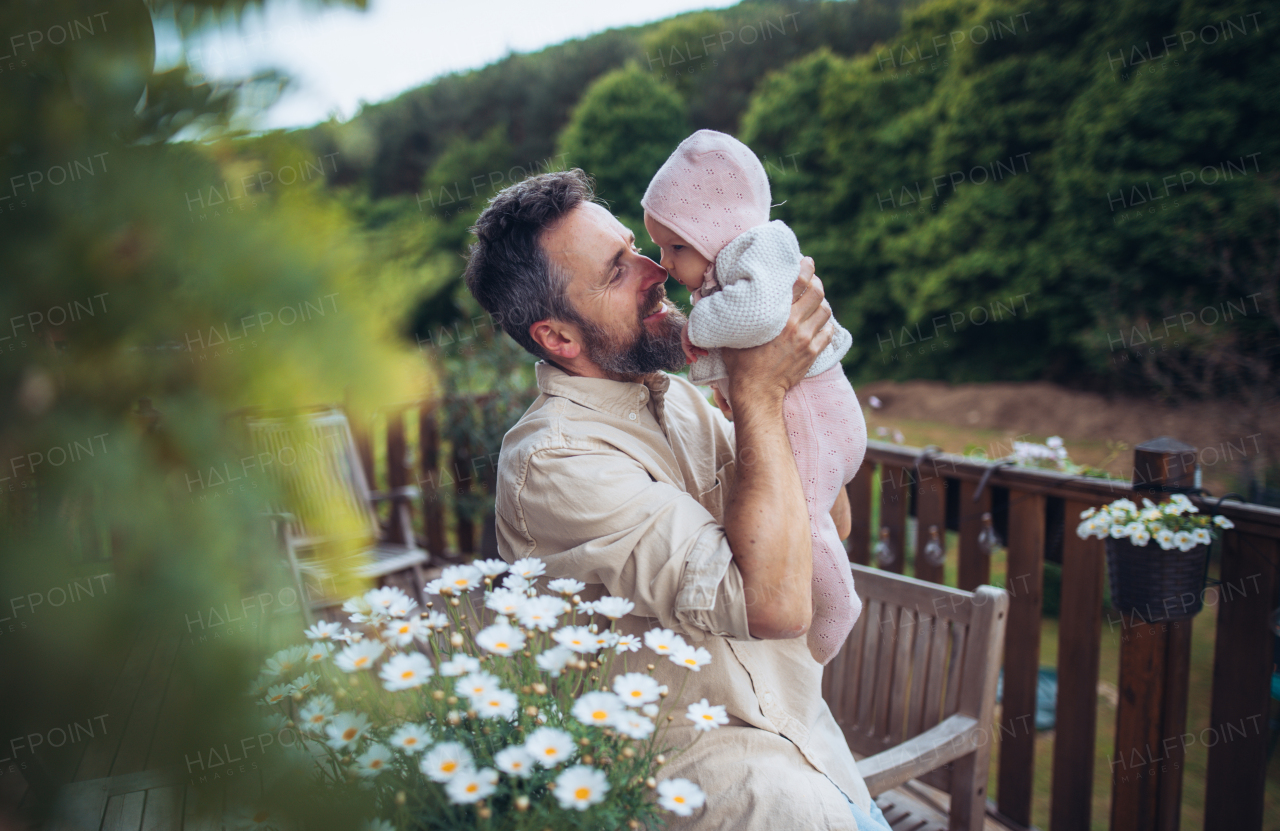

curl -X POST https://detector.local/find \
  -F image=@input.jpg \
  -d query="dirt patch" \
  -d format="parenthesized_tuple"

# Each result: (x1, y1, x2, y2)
(856, 379, 1276, 495)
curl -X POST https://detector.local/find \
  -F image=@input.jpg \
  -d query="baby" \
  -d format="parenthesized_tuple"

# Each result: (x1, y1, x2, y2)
(641, 129, 868, 666)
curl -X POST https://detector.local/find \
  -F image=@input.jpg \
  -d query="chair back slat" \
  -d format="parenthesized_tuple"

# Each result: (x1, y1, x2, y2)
(246, 408, 379, 545)
(829, 564, 1007, 801)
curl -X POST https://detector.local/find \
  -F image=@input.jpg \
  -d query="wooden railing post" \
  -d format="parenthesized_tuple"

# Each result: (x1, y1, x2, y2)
(419, 404, 446, 559)
(958, 480, 992, 592)
(846, 462, 874, 566)
(914, 460, 946, 585)
(879, 464, 908, 574)
(1050, 499, 1106, 831)
(385, 407, 413, 546)
(1110, 438, 1196, 831)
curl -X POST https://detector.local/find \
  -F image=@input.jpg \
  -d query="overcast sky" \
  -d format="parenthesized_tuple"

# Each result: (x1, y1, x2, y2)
(154, 0, 740, 130)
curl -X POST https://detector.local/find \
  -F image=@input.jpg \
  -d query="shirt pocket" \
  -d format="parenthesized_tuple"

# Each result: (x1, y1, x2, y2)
(697, 458, 735, 521)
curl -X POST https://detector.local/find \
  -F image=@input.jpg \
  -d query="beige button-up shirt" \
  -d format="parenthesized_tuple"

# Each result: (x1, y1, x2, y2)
(494, 360, 873, 829)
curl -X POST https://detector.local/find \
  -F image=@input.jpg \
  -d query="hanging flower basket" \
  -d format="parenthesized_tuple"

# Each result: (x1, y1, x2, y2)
(1077, 494, 1233, 623)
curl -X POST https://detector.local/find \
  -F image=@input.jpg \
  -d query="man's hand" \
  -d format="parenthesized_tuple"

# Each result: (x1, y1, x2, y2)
(720, 257, 833, 404)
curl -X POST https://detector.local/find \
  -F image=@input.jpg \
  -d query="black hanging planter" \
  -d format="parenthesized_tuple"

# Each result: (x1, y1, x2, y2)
(1105, 537, 1211, 623)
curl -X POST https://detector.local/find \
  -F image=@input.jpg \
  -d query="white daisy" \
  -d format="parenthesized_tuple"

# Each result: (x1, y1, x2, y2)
(510, 557, 547, 580)
(439, 564, 482, 595)
(264, 683, 291, 706)
(1155, 528, 1176, 550)
(305, 620, 343, 640)
(439, 653, 481, 677)
(1109, 522, 1131, 539)
(335, 641, 386, 673)
(1079, 507, 1097, 520)
(494, 746, 535, 778)
(420, 611, 449, 632)
(548, 578, 586, 595)
(685, 699, 728, 732)
(474, 689, 519, 720)
(553, 625, 600, 654)
(644, 628, 688, 657)
(1130, 526, 1151, 547)
(642, 703, 660, 718)
(446, 767, 498, 805)
(264, 645, 309, 677)
(421, 741, 473, 782)
(589, 596, 635, 620)
(325, 711, 370, 749)
(484, 588, 527, 617)
(298, 695, 335, 732)
(472, 558, 510, 577)
(342, 595, 373, 623)
(1192, 528, 1212, 546)
(379, 652, 434, 691)
(523, 727, 576, 768)
(422, 578, 445, 596)
(613, 672, 661, 707)
(554, 765, 609, 811)
(364, 586, 417, 618)
(1213, 515, 1234, 529)
(1141, 508, 1164, 522)
(288, 671, 320, 696)
(383, 617, 427, 647)
(1174, 531, 1196, 552)
(502, 573, 531, 591)
(305, 641, 334, 664)
(611, 710, 655, 740)
(516, 595, 565, 631)
(355, 743, 393, 778)
(334, 628, 365, 644)
(1075, 519, 1095, 540)
(535, 645, 575, 677)
(657, 778, 706, 816)
(670, 643, 713, 672)
(476, 620, 526, 656)
(389, 723, 431, 754)
(456, 671, 503, 702)
(1112, 499, 1137, 513)
(614, 633, 642, 654)
(591, 631, 618, 652)
(572, 691, 624, 727)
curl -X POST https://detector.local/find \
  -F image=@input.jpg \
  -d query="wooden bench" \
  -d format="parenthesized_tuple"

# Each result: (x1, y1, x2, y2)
(824, 564, 1009, 831)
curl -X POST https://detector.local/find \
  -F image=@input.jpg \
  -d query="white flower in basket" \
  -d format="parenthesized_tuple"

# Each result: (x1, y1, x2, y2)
(1076, 494, 1232, 549)
(243, 560, 716, 830)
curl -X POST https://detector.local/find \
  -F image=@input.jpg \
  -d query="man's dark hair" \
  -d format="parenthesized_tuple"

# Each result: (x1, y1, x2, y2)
(464, 168, 597, 361)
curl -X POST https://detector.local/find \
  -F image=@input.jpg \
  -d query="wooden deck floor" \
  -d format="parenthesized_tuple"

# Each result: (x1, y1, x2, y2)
(14, 605, 1022, 831)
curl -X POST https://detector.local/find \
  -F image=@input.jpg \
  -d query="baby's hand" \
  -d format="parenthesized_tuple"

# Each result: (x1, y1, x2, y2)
(681, 323, 708, 365)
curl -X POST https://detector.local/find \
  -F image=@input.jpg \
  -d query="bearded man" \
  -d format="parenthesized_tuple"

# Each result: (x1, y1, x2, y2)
(463, 169, 887, 830)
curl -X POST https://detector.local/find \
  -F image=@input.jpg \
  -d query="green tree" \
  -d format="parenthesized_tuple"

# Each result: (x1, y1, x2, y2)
(558, 64, 691, 232)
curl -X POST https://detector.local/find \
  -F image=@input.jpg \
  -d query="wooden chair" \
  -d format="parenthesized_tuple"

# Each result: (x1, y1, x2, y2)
(823, 565, 1009, 831)
(245, 406, 428, 623)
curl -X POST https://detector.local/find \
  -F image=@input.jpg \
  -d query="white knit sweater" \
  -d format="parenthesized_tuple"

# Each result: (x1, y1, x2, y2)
(687, 220, 852, 387)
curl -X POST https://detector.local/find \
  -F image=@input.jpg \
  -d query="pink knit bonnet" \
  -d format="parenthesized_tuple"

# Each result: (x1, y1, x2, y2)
(640, 129, 772, 263)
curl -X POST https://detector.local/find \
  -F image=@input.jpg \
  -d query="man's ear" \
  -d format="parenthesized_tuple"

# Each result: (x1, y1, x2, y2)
(529, 319, 582, 360)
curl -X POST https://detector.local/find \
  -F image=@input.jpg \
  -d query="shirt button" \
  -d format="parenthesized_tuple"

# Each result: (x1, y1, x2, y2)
(628, 412, 637, 420)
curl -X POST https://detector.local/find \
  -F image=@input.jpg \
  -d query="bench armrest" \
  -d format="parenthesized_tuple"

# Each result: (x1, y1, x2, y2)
(858, 714, 982, 796)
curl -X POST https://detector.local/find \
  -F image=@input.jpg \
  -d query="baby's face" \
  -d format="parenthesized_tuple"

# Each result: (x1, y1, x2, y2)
(643, 212, 712, 293)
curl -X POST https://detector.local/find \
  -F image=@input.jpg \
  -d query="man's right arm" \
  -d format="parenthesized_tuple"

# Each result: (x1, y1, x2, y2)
(720, 259, 833, 640)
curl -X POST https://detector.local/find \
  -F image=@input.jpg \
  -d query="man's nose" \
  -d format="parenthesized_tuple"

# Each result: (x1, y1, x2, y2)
(640, 257, 668, 290)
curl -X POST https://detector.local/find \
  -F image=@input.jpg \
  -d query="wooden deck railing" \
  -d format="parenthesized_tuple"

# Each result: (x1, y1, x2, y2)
(349, 397, 1280, 831)
(846, 439, 1280, 831)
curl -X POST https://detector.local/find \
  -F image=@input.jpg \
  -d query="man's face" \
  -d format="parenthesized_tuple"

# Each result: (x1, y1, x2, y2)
(540, 202, 686, 380)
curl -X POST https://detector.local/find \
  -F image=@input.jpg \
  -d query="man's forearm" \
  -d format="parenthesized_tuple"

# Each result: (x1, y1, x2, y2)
(723, 389, 813, 639)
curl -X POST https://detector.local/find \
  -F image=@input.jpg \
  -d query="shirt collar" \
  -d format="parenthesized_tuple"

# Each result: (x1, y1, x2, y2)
(535, 360, 671, 421)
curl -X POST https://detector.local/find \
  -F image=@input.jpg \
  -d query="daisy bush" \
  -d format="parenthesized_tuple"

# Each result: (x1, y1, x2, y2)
(247, 557, 719, 830)
(1076, 493, 1234, 550)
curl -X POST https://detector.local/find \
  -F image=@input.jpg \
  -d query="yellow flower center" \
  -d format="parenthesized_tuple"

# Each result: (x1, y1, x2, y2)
(575, 787, 591, 800)
(442, 761, 457, 773)
(466, 783, 478, 793)
(674, 796, 685, 804)
(592, 710, 607, 721)
(496, 641, 508, 649)
(343, 728, 357, 740)
(544, 748, 556, 756)
(370, 760, 382, 769)
(355, 657, 369, 667)
(701, 714, 712, 721)
(630, 691, 641, 698)
(401, 670, 414, 679)
(405, 738, 418, 745)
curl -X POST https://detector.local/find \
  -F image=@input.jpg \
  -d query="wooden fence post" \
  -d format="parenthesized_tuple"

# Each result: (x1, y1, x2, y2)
(1110, 437, 1196, 831)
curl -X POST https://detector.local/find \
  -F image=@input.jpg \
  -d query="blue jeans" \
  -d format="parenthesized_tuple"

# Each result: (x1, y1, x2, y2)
(848, 794, 893, 831)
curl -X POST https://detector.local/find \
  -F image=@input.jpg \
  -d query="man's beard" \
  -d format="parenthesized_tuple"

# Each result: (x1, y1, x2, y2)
(575, 284, 687, 380)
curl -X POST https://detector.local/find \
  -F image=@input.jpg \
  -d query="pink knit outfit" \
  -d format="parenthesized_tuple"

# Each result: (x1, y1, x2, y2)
(642, 130, 867, 665)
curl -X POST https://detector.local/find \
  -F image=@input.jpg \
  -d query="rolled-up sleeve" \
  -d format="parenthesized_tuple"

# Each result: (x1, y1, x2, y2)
(496, 436, 753, 643)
